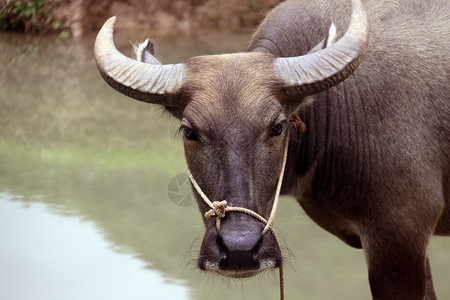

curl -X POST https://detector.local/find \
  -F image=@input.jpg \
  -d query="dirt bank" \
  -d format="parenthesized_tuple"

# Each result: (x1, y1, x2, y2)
(51, 0, 282, 37)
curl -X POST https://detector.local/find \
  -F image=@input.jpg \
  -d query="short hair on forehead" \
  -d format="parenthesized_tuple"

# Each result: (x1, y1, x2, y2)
(183, 52, 284, 111)
(180, 54, 286, 140)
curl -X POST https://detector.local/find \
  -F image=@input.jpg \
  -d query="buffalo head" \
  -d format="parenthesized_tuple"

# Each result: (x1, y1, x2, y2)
(94, 0, 368, 278)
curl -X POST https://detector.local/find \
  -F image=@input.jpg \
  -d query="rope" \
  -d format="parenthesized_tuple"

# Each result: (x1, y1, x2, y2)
(185, 124, 294, 300)
(262, 131, 289, 235)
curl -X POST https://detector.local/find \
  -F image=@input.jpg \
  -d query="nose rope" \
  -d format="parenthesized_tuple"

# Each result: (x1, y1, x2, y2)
(185, 131, 288, 238)
(184, 116, 302, 300)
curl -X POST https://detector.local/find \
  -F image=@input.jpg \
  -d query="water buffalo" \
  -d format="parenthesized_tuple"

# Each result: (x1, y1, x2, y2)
(94, 0, 449, 299)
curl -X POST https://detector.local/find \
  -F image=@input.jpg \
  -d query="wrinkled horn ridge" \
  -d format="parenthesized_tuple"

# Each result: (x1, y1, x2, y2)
(275, 0, 369, 98)
(94, 16, 186, 106)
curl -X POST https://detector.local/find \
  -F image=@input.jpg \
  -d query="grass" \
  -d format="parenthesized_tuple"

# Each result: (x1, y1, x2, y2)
(0, 138, 185, 174)
(0, 0, 67, 35)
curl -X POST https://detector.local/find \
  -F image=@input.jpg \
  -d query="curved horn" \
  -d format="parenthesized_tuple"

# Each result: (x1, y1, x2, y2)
(94, 17, 186, 107)
(275, 0, 369, 98)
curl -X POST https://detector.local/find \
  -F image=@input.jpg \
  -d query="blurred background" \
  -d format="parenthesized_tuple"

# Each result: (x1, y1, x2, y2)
(1, 1, 449, 299)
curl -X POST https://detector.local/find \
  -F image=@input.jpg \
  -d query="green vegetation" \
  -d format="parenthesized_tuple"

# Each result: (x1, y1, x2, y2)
(0, 139, 184, 174)
(252, 1, 262, 12)
(0, 0, 63, 34)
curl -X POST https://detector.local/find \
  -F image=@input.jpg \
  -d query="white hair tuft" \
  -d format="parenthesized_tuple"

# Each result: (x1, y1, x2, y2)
(326, 23, 337, 47)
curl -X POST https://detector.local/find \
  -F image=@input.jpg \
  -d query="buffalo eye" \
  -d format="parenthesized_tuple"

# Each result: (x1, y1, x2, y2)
(270, 121, 286, 137)
(182, 126, 198, 140)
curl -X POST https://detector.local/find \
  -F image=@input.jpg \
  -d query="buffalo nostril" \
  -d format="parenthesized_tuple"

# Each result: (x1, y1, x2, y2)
(218, 230, 263, 270)
(252, 235, 264, 260)
(216, 235, 228, 260)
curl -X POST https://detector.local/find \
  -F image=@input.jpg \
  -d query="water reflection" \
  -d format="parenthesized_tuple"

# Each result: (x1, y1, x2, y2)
(0, 191, 190, 300)
(0, 30, 449, 300)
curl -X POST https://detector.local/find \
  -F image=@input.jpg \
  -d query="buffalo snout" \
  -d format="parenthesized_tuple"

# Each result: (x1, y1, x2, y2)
(198, 213, 282, 278)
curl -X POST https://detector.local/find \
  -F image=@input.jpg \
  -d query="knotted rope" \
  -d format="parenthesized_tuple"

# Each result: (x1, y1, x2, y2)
(184, 114, 305, 300)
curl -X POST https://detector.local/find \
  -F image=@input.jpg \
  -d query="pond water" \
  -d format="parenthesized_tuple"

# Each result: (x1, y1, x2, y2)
(0, 29, 449, 300)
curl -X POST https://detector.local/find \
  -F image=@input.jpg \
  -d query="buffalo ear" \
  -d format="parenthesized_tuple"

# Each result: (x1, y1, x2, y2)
(134, 38, 163, 65)
(308, 23, 338, 54)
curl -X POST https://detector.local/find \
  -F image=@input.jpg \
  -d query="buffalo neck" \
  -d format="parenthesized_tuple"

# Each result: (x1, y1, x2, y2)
(281, 74, 378, 202)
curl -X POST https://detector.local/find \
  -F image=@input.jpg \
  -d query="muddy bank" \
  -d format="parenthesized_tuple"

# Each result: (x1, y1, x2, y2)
(1, 0, 283, 37)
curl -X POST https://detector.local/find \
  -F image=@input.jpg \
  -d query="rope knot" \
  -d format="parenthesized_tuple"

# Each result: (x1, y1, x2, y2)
(204, 200, 228, 220)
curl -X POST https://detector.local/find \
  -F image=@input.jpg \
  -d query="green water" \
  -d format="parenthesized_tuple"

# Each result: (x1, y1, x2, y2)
(0, 30, 448, 300)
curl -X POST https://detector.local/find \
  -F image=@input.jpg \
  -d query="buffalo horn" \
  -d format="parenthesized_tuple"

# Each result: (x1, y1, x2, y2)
(275, 0, 369, 98)
(94, 17, 186, 107)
